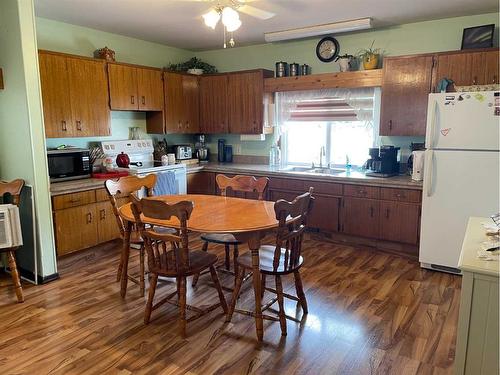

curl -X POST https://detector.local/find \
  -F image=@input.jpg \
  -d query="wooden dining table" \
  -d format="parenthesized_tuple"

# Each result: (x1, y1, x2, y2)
(118, 194, 280, 341)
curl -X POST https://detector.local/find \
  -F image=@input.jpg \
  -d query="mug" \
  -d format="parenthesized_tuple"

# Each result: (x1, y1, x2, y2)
(167, 153, 176, 165)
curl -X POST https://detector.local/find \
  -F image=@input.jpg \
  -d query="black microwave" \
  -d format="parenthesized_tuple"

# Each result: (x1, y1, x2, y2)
(47, 148, 91, 182)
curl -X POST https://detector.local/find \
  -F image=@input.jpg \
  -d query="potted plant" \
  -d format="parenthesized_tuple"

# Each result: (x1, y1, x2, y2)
(357, 41, 382, 70)
(167, 57, 217, 75)
(335, 54, 354, 72)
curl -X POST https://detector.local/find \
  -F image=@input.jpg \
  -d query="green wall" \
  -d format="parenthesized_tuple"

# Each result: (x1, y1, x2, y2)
(197, 13, 499, 73)
(0, 0, 57, 277)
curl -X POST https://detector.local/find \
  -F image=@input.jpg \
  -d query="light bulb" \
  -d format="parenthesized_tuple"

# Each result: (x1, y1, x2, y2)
(221, 7, 239, 28)
(202, 9, 220, 29)
(225, 18, 241, 32)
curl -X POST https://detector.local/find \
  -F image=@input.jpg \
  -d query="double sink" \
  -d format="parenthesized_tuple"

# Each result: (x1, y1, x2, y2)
(280, 166, 346, 175)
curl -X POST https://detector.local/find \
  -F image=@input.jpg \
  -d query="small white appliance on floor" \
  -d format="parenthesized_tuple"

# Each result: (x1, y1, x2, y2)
(0, 204, 23, 249)
(419, 91, 500, 273)
(101, 140, 187, 194)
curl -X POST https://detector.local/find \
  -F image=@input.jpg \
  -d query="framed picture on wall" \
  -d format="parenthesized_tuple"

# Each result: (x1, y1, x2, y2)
(461, 24, 495, 49)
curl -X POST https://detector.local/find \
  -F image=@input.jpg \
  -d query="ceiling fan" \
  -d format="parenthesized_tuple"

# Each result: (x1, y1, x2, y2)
(176, 0, 276, 48)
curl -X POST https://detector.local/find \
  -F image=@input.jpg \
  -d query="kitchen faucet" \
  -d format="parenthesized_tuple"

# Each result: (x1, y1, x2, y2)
(319, 146, 325, 168)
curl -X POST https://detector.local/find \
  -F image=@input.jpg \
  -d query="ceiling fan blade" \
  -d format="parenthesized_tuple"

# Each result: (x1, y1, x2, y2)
(237, 4, 275, 20)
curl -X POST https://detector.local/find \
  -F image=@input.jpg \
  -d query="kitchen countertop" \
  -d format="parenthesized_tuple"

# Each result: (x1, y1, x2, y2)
(194, 162, 423, 190)
(50, 162, 422, 196)
(458, 217, 499, 277)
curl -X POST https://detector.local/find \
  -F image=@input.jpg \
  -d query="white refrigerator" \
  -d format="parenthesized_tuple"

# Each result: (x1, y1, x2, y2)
(419, 91, 500, 273)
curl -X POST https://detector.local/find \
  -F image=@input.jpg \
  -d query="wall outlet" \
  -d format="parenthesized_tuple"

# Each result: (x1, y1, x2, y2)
(234, 144, 242, 155)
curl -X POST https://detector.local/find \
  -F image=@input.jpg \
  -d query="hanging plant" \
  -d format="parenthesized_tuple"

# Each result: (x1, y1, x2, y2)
(166, 57, 218, 75)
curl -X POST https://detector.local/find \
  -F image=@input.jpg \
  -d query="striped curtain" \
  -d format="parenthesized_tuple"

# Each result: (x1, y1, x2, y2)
(277, 88, 377, 124)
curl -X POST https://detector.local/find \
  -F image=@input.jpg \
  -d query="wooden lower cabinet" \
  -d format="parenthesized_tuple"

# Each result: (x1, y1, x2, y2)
(307, 195, 340, 232)
(53, 188, 121, 256)
(341, 197, 380, 239)
(379, 201, 420, 244)
(54, 204, 99, 256)
(95, 201, 121, 243)
(187, 172, 215, 195)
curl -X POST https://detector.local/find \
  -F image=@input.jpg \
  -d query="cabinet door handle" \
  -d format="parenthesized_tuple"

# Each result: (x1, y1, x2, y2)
(472, 76, 477, 85)
(141, 96, 145, 105)
(385, 208, 390, 218)
(493, 75, 497, 84)
(86, 212, 92, 224)
(69, 198, 81, 204)
(76, 120, 82, 131)
(389, 120, 393, 131)
(178, 122, 182, 129)
(61, 120, 67, 131)
(131, 95, 135, 104)
(100, 209, 106, 220)
(370, 206, 374, 217)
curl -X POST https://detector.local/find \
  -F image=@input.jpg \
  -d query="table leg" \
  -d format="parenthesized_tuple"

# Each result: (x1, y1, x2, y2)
(248, 235, 263, 342)
(120, 221, 132, 298)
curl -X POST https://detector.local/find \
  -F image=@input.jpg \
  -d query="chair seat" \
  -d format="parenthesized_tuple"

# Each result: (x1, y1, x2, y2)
(200, 233, 241, 245)
(154, 250, 218, 277)
(236, 245, 304, 275)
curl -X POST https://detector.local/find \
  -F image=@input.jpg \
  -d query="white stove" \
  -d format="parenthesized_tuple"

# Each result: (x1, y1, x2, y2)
(101, 140, 187, 194)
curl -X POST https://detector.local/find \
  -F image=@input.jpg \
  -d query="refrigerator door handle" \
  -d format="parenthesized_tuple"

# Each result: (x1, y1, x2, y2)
(427, 99, 438, 149)
(424, 150, 434, 197)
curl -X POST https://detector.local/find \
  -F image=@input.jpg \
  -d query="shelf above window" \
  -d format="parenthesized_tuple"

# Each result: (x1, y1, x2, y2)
(264, 69, 383, 93)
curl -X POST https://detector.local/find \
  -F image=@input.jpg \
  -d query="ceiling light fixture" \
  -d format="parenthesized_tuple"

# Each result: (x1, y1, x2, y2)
(202, 5, 241, 48)
(264, 18, 373, 43)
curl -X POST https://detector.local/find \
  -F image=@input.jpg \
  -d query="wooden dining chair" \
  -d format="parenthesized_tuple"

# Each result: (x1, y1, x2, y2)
(106, 174, 162, 297)
(226, 188, 314, 338)
(192, 174, 269, 288)
(130, 195, 228, 337)
(0, 179, 25, 303)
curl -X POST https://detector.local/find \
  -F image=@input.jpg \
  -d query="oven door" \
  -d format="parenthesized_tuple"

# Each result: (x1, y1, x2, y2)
(47, 150, 91, 182)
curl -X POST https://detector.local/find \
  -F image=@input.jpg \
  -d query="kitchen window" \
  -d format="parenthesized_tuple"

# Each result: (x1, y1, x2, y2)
(277, 88, 380, 167)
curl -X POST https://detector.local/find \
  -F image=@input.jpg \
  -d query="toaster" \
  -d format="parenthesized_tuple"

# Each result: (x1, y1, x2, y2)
(175, 145, 193, 160)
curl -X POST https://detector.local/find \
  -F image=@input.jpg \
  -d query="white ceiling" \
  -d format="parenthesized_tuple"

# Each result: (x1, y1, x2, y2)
(35, 0, 498, 50)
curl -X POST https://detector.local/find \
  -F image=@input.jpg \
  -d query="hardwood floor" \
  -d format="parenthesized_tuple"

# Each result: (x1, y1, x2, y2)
(0, 234, 461, 374)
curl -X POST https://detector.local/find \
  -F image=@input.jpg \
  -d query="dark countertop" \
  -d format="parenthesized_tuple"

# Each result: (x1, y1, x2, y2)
(50, 162, 422, 196)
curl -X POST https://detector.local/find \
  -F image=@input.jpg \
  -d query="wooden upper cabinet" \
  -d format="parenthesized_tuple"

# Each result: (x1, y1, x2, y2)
(228, 71, 264, 134)
(108, 63, 138, 110)
(433, 49, 499, 87)
(199, 75, 228, 134)
(164, 72, 184, 133)
(66, 57, 110, 136)
(163, 72, 200, 134)
(39, 51, 110, 138)
(380, 55, 434, 136)
(137, 68, 163, 111)
(479, 50, 499, 85)
(39, 52, 74, 137)
(182, 75, 200, 134)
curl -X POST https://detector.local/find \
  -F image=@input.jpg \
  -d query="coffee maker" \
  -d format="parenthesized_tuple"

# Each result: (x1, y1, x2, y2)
(364, 146, 400, 177)
(194, 134, 209, 163)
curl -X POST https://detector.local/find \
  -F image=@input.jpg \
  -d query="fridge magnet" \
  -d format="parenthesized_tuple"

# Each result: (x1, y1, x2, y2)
(440, 128, 451, 136)
(474, 93, 485, 102)
(494, 107, 500, 116)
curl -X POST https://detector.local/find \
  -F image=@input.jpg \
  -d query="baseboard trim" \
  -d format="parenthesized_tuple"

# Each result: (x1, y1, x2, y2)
(17, 267, 60, 284)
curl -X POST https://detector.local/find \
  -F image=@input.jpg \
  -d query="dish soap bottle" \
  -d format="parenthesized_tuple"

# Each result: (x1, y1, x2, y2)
(345, 154, 352, 174)
(269, 142, 281, 168)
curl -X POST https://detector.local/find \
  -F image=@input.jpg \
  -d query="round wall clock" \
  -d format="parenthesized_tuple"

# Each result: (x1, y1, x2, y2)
(316, 36, 340, 63)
